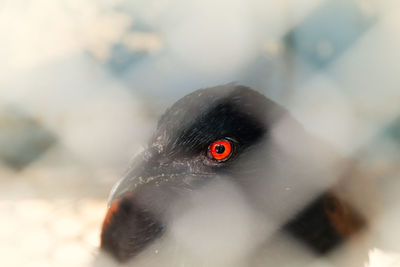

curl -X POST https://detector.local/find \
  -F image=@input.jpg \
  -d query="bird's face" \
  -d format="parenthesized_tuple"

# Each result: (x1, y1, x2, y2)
(99, 85, 352, 266)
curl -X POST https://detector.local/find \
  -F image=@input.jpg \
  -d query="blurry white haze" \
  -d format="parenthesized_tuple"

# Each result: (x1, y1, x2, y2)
(0, 0, 400, 266)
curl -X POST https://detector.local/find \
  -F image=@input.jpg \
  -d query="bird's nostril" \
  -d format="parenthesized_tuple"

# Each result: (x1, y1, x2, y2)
(158, 157, 170, 166)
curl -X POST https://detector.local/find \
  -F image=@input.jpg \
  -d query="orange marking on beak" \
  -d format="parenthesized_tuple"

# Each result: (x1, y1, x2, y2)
(101, 199, 121, 233)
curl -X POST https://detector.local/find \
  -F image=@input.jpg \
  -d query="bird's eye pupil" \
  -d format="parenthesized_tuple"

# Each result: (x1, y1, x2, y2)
(215, 144, 225, 154)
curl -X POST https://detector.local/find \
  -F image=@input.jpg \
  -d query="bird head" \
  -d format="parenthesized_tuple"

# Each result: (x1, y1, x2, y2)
(99, 84, 367, 266)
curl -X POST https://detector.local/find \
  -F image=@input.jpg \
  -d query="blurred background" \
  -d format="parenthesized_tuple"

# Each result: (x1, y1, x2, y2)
(1, 0, 400, 266)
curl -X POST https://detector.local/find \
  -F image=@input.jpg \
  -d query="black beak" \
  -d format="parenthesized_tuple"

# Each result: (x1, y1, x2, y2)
(100, 148, 210, 262)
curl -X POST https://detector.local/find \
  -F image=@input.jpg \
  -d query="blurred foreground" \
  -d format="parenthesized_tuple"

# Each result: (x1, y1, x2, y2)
(1, 0, 400, 266)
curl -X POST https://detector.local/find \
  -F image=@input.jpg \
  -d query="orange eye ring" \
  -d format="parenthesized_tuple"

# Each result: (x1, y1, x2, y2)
(209, 139, 232, 161)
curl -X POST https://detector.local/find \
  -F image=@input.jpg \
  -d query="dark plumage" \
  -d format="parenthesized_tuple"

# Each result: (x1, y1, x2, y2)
(99, 85, 369, 266)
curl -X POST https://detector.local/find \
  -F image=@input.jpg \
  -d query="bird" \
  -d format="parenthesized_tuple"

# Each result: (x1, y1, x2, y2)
(97, 84, 374, 267)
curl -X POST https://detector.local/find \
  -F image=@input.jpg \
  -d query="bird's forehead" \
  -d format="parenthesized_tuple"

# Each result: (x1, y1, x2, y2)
(157, 88, 238, 132)
(157, 86, 268, 128)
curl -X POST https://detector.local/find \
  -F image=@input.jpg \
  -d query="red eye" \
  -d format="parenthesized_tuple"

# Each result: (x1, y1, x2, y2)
(209, 139, 232, 161)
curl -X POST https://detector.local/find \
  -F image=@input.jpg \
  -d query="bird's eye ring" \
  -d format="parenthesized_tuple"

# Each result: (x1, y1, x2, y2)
(208, 139, 232, 161)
